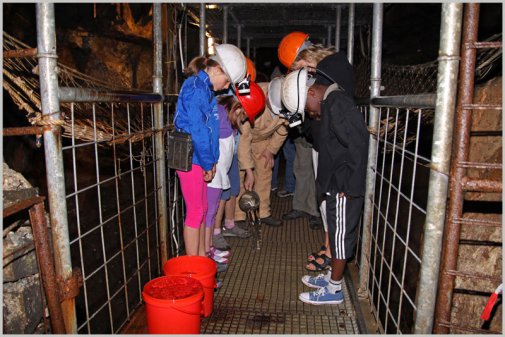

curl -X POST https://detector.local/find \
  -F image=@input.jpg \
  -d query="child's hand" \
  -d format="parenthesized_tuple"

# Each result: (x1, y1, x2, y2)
(203, 169, 214, 182)
(244, 168, 255, 190)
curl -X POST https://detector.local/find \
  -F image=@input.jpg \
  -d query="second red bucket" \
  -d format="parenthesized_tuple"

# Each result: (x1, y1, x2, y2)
(163, 256, 217, 317)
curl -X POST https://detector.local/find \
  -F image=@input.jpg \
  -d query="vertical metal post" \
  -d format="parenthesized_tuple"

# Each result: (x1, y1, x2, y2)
(246, 37, 250, 57)
(327, 25, 332, 47)
(29, 202, 66, 334)
(237, 25, 242, 49)
(434, 3, 479, 333)
(199, 3, 206, 55)
(335, 5, 341, 52)
(414, 4, 463, 333)
(358, 3, 382, 299)
(36, 3, 76, 333)
(347, 3, 355, 65)
(153, 3, 168, 265)
(223, 5, 228, 44)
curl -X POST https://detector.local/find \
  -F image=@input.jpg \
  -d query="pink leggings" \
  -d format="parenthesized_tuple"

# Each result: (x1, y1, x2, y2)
(177, 164, 208, 229)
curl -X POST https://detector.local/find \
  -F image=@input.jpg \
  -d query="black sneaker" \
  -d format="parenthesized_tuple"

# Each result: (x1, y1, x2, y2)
(261, 216, 282, 227)
(282, 209, 305, 220)
(309, 215, 323, 230)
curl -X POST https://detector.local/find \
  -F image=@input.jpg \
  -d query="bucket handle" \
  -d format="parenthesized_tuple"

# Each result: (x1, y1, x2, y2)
(172, 302, 204, 316)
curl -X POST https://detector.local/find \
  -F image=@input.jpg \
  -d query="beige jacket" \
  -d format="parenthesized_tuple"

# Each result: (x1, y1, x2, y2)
(237, 82, 289, 170)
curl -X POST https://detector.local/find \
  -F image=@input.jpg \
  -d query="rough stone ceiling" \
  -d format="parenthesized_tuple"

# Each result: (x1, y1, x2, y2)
(186, 3, 375, 48)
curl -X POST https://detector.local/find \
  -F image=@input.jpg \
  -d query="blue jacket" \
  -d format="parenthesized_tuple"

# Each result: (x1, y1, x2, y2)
(174, 70, 220, 171)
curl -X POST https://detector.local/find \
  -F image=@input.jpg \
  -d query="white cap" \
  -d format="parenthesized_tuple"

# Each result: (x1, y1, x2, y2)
(267, 77, 284, 115)
(213, 44, 247, 85)
(281, 68, 309, 114)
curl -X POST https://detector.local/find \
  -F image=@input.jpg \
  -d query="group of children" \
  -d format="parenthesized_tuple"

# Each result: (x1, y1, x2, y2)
(173, 31, 369, 305)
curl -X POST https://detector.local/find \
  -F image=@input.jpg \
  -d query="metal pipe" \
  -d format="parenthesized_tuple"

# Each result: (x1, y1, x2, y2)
(347, 3, 355, 65)
(29, 201, 66, 334)
(335, 6, 341, 51)
(434, 4, 479, 333)
(357, 3, 382, 299)
(153, 3, 168, 265)
(371, 94, 436, 108)
(246, 37, 250, 58)
(59, 87, 163, 103)
(223, 5, 228, 44)
(462, 177, 502, 193)
(237, 25, 242, 49)
(36, 3, 76, 333)
(3, 126, 46, 136)
(4, 47, 37, 58)
(414, 3, 463, 334)
(199, 3, 206, 55)
(327, 25, 332, 47)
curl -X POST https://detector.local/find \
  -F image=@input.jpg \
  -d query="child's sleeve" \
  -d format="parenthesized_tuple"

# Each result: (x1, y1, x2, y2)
(237, 121, 255, 170)
(186, 88, 215, 171)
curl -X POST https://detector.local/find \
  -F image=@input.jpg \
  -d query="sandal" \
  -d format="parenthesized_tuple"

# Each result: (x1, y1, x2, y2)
(307, 245, 327, 261)
(305, 253, 331, 271)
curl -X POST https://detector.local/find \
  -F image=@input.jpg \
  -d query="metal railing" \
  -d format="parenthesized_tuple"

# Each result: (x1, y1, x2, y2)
(356, 4, 467, 333)
(434, 3, 503, 334)
(358, 103, 434, 333)
(31, 3, 186, 333)
(62, 100, 165, 333)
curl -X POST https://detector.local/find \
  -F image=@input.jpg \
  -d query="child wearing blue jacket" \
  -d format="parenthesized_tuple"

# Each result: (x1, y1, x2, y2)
(174, 56, 232, 256)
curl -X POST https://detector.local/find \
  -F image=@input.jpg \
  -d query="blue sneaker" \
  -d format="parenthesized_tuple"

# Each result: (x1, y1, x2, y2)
(301, 273, 329, 288)
(299, 286, 344, 305)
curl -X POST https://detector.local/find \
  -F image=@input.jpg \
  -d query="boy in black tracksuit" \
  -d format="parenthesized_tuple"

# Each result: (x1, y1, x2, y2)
(299, 54, 369, 305)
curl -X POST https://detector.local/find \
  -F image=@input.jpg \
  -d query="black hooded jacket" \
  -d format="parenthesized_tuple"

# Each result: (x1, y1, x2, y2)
(304, 52, 355, 152)
(310, 53, 369, 198)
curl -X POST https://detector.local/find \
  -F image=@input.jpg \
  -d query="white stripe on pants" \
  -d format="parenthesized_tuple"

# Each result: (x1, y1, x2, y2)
(334, 195, 347, 259)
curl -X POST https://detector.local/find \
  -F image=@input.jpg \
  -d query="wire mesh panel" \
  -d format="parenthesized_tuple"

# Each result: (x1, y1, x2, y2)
(359, 104, 434, 333)
(62, 101, 162, 333)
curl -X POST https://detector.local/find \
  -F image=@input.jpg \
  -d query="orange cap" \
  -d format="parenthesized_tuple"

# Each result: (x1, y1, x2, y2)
(246, 57, 257, 82)
(278, 32, 309, 69)
(236, 81, 265, 127)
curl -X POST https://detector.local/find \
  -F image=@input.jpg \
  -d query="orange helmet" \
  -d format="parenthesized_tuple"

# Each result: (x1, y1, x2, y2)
(278, 31, 310, 69)
(246, 57, 257, 82)
(236, 81, 265, 126)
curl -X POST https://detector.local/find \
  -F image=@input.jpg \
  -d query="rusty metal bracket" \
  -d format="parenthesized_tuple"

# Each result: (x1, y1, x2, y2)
(58, 268, 83, 301)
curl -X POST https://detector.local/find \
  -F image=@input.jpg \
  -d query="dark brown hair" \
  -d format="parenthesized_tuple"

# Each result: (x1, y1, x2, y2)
(185, 56, 221, 76)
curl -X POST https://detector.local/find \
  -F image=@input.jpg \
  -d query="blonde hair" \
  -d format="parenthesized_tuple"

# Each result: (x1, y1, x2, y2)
(184, 56, 222, 76)
(293, 44, 335, 69)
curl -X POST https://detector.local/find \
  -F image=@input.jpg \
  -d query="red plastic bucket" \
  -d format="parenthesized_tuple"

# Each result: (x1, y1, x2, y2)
(142, 276, 203, 334)
(163, 256, 217, 317)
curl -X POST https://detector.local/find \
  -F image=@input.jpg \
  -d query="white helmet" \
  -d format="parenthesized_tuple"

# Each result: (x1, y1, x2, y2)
(267, 77, 284, 115)
(213, 44, 247, 85)
(281, 68, 308, 114)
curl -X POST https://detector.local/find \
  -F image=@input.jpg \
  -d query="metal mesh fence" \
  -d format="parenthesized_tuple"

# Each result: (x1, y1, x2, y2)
(358, 104, 433, 333)
(62, 102, 161, 333)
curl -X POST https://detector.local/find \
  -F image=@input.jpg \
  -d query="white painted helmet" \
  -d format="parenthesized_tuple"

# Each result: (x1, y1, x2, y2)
(267, 77, 284, 115)
(281, 68, 308, 114)
(213, 44, 247, 85)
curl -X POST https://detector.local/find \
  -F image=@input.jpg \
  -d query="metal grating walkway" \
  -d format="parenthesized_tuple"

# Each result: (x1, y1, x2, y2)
(120, 192, 363, 334)
(201, 193, 360, 334)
